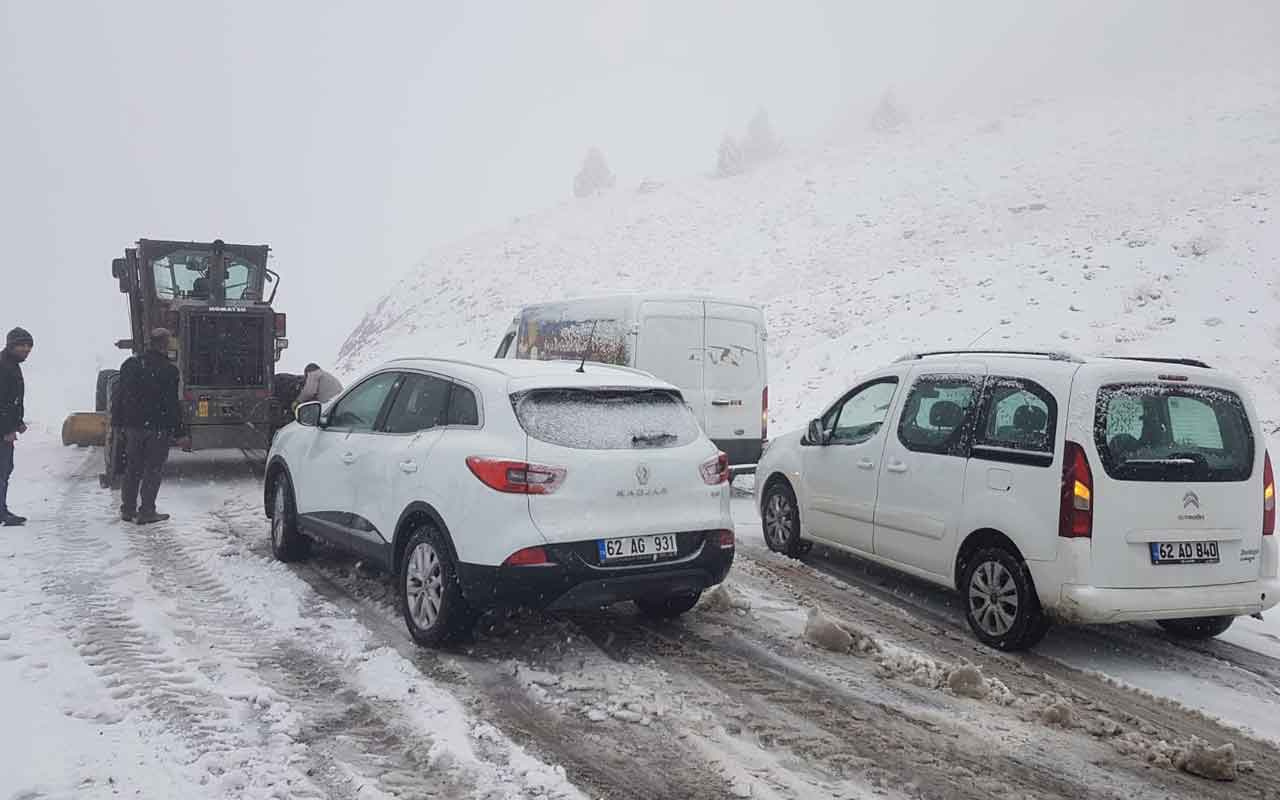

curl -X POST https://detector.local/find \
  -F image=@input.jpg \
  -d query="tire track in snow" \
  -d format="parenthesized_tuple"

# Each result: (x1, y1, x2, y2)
(44, 462, 335, 799)
(740, 545, 1280, 798)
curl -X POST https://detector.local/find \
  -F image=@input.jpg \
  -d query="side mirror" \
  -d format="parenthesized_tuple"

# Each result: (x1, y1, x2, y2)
(806, 418, 827, 446)
(296, 402, 323, 428)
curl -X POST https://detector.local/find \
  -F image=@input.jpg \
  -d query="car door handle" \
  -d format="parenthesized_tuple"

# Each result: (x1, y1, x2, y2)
(341, 452, 357, 465)
(400, 461, 419, 474)
(885, 461, 909, 474)
(857, 459, 876, 470)
(710, 399, 734, 407)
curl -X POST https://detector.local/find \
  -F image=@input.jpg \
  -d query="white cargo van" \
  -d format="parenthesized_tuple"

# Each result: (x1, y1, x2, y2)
(496, 295, 768, 471)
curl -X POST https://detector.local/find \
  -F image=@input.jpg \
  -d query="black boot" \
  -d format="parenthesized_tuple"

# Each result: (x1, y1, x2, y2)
(2, 512, 27, 526)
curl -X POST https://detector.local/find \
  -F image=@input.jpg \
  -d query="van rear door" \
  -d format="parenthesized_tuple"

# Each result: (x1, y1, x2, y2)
(703, 303, 766, 465)
(1084, 371, 1263, 589)
(635, 299, 706, 425)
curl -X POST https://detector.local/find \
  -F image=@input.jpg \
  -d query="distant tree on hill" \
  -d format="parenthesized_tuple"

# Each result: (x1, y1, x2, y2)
(742, 108, 782, 164)
(870, 90, 910, 133)
(716, 134, 745, 178)
(574, 147, 616, 198)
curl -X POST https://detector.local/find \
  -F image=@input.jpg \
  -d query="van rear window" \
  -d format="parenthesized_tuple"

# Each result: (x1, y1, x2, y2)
(1095, 384, 1254, 482)
(513, 388, 700, 450)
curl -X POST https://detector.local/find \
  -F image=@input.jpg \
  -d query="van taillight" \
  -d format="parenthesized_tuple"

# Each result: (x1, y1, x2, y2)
(1264, 452, 1275, 536)
(762, 386, 769, 443)
(466, 457, 566, 494)
(1059, 442, 1093, 538)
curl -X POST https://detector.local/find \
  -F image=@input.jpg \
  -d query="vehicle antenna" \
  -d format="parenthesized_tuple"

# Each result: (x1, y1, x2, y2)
(576, 320, 600, 373)
(966, 326, 994, 349)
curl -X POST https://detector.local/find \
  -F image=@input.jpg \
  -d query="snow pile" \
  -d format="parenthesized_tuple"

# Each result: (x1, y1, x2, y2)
(1112, 733, 1241, 782)
(700, 583, 752, 614)
(338, 71, 1280, 435)
(803, 607, 879, 655)
(875, 644, 1016, 707)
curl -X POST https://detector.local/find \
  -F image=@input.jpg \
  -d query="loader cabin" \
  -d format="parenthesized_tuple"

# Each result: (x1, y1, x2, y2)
(109, 239, 288, 452)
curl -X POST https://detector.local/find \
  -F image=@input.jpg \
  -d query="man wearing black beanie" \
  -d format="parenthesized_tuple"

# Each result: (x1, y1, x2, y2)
(0, 327, 34, 526)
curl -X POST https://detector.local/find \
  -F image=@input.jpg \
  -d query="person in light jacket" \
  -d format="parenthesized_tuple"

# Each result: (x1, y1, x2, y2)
(295, 364, 343, 407)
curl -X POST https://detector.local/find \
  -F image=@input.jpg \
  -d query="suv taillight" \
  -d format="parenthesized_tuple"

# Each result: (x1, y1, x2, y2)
(1264, 451, 1275, 536)
(1059, 441, 1093, 538)
(466, 457, 566, 494)
(762, 386, 769, 443)
(701, 452, 729, 485)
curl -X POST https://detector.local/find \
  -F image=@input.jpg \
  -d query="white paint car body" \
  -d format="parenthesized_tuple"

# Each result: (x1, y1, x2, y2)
(756, 351, 1279, 649)
(266, 357, 735, 645)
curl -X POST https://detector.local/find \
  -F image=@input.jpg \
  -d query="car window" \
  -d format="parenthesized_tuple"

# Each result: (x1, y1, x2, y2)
(328, 372, 399, 431)
(383, 373, 452, 434)
(824, 380, 898, 445)
(1096, 384, 1253, 482)
(898, 375, 981, 455)
(447, 384, 480, 426)
(975, 378, 1057, 457)
(514, 388, 700, 449)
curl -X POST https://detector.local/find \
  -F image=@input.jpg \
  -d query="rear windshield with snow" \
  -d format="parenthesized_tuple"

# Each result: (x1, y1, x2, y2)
(514, 388, 701, 450)
(1094, 384, 1254, 482)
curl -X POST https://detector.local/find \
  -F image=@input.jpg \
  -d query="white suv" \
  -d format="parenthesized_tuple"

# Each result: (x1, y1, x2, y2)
(756, 350, 1279, 650)
(265, 358, 735, 646)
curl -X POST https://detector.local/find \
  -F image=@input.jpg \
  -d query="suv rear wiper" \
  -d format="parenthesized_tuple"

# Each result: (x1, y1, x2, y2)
(632, 433, 678, 447)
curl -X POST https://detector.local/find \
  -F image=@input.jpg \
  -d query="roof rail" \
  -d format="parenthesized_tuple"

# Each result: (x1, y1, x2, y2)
(1101, 356, 1211, 369)
(896, 349, 1083, 363)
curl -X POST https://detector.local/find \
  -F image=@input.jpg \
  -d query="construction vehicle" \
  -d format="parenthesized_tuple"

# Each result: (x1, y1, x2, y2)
(62, 239, 294, 485)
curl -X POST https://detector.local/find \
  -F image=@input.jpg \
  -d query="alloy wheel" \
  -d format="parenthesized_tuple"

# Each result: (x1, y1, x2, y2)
(968, 560, 1019, 637)
(763, 491, 794, 549)
(405, 541, 445, 630)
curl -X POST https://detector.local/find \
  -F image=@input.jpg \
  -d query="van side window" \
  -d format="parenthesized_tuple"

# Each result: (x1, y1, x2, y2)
(897, 375, 980, 456)
(972, 378, 1058, 465)
(824, 380, 898, 445)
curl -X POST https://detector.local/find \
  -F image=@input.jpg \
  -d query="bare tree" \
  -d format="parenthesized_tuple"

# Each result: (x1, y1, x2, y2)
(742, 108, 782, 164)
(715, 134, 745, 178)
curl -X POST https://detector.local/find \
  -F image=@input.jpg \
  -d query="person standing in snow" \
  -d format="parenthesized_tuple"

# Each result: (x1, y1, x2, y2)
(113, 328, 188, 525)
(0, 327, 33, 527)
(294, 363, 343, 407)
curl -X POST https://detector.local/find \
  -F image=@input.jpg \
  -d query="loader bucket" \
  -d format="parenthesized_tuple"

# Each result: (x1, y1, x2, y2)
(62, 412, 108, 447)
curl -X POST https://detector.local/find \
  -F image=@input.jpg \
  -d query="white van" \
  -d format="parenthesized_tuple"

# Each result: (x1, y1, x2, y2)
(496, 295, 768, 471)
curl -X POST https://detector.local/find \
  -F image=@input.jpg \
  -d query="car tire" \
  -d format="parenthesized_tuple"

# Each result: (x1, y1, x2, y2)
(637, 592, 702, 619)
(399, 524, 475, 647)
(961, 546, 1050, 651)
(762, 480, 810, 558)
(1157, 615, 1235, 640)
(270, 475, 311, 562)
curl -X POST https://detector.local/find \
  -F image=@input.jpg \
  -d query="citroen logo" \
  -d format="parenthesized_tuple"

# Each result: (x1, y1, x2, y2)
(636, 464, 650, 486)
(1183, 491, 1200, 510)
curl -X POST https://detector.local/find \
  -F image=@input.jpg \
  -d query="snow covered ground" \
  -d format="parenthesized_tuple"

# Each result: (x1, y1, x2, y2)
(6, 435, 1280, 798)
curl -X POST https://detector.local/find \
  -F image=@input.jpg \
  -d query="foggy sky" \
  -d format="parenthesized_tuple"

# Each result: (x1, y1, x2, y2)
(2, 0, 1275, 421)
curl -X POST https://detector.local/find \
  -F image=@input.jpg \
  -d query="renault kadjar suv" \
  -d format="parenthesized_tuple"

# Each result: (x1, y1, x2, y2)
(265, 357, 735, 646)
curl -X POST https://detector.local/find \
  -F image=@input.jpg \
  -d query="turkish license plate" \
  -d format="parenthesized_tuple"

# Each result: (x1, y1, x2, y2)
(598, 533, 679, 563)
(1150, 541, 1220, 565)
(197, 400, 210, 418)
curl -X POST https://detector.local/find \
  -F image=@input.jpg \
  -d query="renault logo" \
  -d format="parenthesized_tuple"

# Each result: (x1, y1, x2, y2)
(636, 464, 650, 486)
(1183, 491, 1201, 510)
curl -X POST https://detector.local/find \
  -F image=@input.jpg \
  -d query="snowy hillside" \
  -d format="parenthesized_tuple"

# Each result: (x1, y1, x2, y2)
(339, 72, 1280, 434)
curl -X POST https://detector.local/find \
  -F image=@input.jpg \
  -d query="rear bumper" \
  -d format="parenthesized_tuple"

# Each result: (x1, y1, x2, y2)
(189, 423, 273, 451)
(1052, 578, 1280, 624)
(456, 536, 735, 612)
(713, 438, 762, 473)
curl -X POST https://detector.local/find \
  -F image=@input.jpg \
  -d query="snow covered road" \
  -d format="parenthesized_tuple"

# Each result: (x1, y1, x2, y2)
(5, 437, 1280, 799)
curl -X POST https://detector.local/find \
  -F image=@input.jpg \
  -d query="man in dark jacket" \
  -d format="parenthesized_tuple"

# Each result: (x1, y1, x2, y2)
(113, 328, 188, 524)
(0, 327, 33, 526)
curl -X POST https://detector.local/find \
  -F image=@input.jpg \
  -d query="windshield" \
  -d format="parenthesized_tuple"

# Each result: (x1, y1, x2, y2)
(515, 305, 631, 366)
(513, 388, 699, 450)
(151, 249, 263, 301)
(1095, 384, 1254, 482)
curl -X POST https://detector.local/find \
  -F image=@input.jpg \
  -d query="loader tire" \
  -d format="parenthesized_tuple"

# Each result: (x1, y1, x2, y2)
(95, 369, 120, 412)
